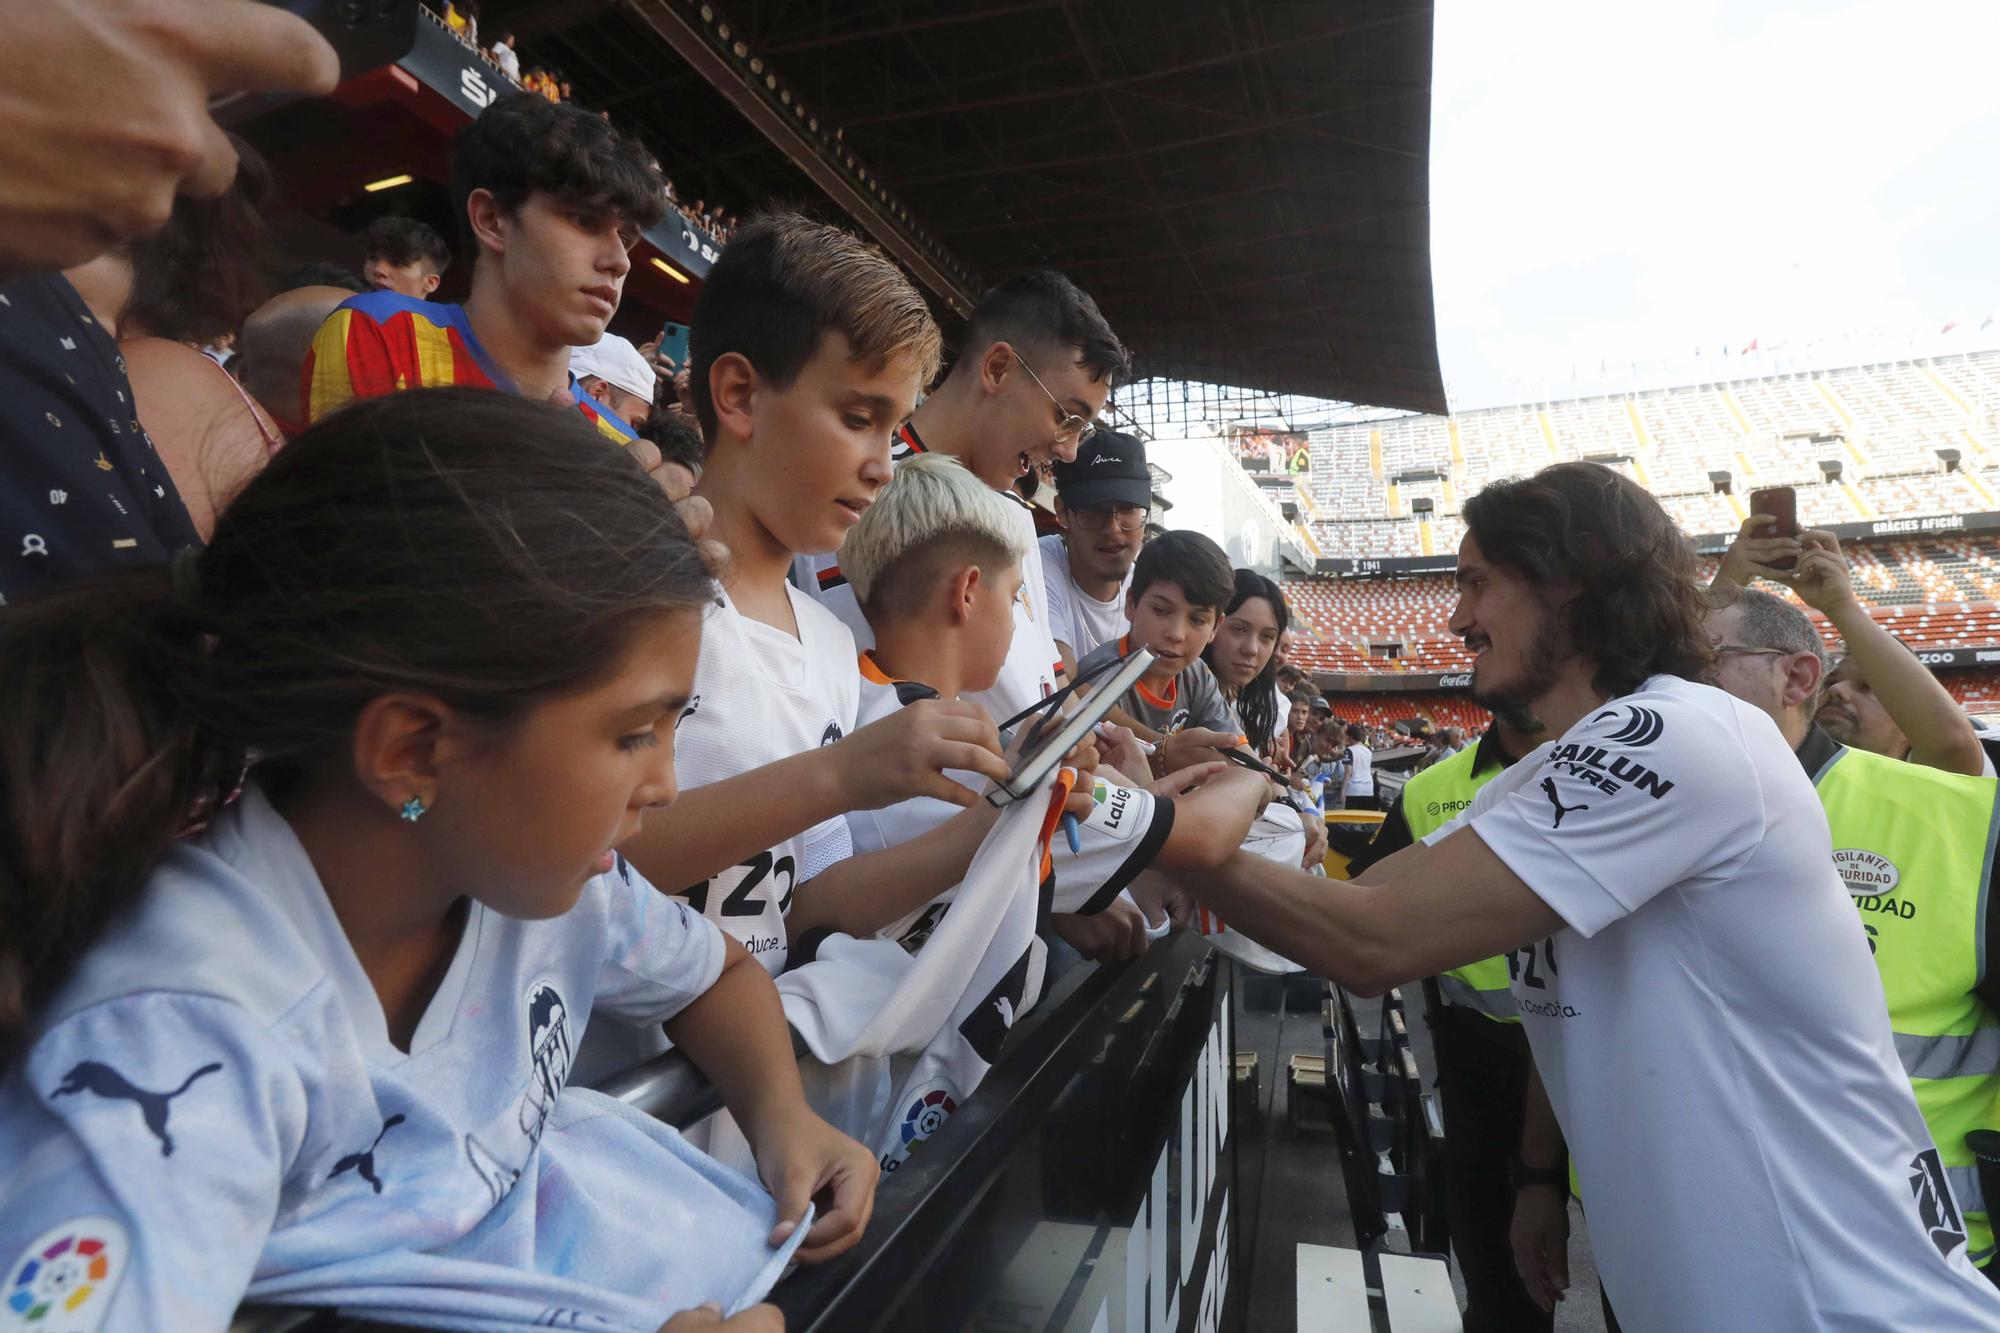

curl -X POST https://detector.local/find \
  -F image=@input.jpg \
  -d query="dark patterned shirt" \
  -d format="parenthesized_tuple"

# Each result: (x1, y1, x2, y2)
(0, 274, 199, 603)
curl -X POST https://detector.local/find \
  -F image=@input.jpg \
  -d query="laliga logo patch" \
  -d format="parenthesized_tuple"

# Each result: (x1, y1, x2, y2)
(1082, 779, 1138, 841)
(1833, 849, 1900, 896)
(897, 1080, 960, 1153)
(5, 1218, 127, 1331)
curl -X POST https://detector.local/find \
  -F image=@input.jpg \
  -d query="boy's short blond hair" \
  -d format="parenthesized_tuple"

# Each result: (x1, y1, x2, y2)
(842, 454, 1029, 620)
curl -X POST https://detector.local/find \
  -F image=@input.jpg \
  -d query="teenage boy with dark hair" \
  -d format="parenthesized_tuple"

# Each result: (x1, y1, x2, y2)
(1079, 528, 1327, 874)
(360, 216, 453, 300)
(614, 212, 1036, 978)
(301, 94, 659, 443)
(1078, 529, 1242, 741)
(797, 271, 1250, 956)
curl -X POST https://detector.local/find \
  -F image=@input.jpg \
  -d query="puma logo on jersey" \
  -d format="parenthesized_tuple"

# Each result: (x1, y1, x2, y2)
(1541, 777, 1589, 829)
(330, 1114, 406, 1194)
(50, 1060, 222, 1157)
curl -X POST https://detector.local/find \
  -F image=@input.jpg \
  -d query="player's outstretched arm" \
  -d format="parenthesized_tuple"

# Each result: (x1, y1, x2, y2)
(621, 698, 1010, 893)
(1190, 826, 1563, 995)
(664, 935, 878, 1264)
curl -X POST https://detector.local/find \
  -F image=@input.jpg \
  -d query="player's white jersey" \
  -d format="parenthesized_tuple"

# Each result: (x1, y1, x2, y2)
(1428, 676, 2000, 1330)
(672, 585, 860, 975)
(0, 785, 809, 1333)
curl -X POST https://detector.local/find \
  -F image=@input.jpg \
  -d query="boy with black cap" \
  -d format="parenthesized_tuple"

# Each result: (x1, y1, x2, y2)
(1042, 429, 1149, 666)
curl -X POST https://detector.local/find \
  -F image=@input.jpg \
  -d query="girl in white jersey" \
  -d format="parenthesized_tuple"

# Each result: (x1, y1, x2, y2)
(0, 391, 875, 1333)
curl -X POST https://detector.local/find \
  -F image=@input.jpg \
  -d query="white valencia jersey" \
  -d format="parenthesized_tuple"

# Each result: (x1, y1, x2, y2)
(1426, 675, 2000, 1331)
(672, 586, 860, 974)
(0, 786, 820, 1333)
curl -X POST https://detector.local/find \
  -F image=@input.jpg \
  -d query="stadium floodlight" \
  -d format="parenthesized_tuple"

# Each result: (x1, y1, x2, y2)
(650, 257, 691, 284)
(363, 174, 414, 193)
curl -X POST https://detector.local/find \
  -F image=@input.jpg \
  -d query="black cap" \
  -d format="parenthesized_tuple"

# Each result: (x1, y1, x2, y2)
(1053, 430, 1151, 510)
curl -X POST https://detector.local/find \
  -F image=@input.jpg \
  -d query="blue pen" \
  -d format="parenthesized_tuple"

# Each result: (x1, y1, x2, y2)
(1062, 811, 1082, 854)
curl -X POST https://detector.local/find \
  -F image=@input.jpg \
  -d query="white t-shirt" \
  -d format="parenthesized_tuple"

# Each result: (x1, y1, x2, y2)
(1342, 742, 1374, 796)
(671, 586, 859, 974)
(1037, 532, 1129, 660)
(1425, 676, 2000, 1330)
(0, 786, 818, 1333)
(491, 41, 520, 80)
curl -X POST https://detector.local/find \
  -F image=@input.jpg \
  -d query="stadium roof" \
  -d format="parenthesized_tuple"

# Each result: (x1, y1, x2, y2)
(491, 0, 1446, 414)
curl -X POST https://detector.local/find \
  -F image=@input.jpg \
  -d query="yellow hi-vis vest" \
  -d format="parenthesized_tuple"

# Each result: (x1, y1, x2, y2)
(1401, 745, 1517, 1023)
(1814, 742, 2000, 1265)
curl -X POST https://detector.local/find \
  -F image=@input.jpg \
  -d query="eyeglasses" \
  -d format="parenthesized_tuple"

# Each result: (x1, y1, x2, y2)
(1014, 351, 1099, 446)
(1069, 504, 1147, 532)
(1712, 643, 1791, 659)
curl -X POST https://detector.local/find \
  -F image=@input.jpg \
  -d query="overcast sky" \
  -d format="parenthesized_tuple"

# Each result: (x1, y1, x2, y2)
(1429, 0, 2000, 410)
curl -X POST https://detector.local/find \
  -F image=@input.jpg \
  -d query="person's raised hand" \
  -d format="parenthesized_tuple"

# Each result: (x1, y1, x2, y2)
(1509, 1185, 1571, 1314)
(1159, 727, 1241, 776)
(833, 699, 1009, 810)
(0, 0, 339, 279)
(1787, 529, 1858, 615)
(1050, 897, 1151, 962)
(752, 1107, 879, 1265)
(1713, 513, 1802, 587)
(657, 1302, 783, 1332)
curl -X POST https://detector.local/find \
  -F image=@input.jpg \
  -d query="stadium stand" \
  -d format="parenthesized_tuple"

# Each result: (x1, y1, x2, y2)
(1302, 351, 2000, 557)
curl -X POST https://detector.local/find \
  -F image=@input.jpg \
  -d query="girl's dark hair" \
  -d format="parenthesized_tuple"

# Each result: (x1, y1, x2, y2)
(1204, 569, 1291, 752)
(1462, 461, 1713, 699)
(124, 134, 273, 344)
(0, 389, 714, 1061)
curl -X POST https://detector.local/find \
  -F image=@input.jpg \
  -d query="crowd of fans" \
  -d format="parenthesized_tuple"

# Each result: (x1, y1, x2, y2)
(3, 8, 1999, 1331)
(435, 1, 741, 245)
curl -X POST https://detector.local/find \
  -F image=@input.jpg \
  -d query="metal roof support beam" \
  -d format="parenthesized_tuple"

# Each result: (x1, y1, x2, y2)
(621, 0, 976, 314)
(756, 1, 1070, 55)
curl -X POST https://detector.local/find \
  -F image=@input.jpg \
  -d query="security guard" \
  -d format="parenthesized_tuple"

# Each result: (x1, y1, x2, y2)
(1353, 713, 1548, 1332)
(1715, 587, 2000, 1263)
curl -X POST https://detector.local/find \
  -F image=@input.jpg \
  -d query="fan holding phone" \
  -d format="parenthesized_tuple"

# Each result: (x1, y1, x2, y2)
(1716, 485, 1806, 583)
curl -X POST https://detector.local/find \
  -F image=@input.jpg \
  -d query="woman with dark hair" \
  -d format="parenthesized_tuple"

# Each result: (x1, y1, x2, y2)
(1202, 568, 1290, 759)
(63, 136, 281, 538)
(0, 389, 875, 1329)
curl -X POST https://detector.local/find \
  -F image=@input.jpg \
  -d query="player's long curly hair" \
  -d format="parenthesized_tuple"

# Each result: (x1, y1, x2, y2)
(0, 389, 715, 1068)
(1463, 462, 1713, 699)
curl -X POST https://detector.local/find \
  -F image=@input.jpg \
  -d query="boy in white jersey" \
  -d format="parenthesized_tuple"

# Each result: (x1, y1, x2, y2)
(838, 454, 1274, 946)
(615, 214, 1025, 977)
(798, 271, 1242, 958)
(1179, 462, 2000, 1331)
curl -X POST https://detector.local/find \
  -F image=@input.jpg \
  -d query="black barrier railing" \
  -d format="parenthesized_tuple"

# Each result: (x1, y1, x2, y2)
(234, 931, 1242, 1333)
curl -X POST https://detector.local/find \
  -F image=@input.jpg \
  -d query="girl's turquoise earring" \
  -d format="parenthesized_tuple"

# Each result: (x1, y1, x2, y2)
(399, 796, 428, 823)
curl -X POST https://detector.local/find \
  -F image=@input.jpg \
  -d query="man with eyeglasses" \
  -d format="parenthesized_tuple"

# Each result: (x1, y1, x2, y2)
(1513, 583, 2000, 1322)
(799, 270, 1184, 962)
(1041, 430, 1151, 667)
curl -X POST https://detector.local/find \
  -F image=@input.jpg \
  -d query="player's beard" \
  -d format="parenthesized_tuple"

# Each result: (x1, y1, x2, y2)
(1473, 605, 1564, 734)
